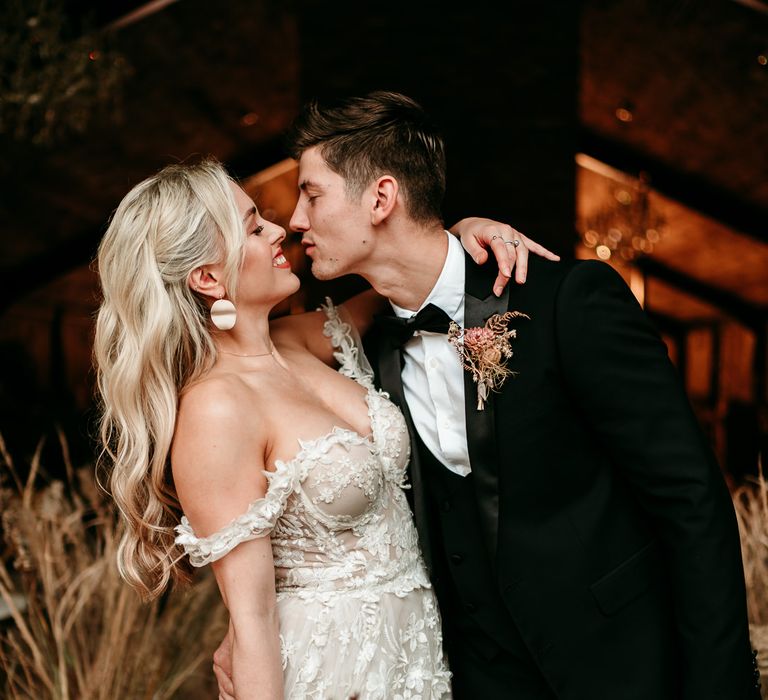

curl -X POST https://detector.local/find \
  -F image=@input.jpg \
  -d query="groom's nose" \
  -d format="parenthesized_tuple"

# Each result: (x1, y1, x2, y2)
(289, 201, 308, 233)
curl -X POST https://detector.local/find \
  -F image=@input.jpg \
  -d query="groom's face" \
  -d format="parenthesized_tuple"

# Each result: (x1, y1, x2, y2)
(289, 146, 373, 280)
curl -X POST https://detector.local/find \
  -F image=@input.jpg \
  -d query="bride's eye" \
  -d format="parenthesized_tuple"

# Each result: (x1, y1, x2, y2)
(251, 225, 265, 235)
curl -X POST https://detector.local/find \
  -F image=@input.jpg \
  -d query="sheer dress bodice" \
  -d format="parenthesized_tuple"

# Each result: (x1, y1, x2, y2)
(175, 301, 451, 699)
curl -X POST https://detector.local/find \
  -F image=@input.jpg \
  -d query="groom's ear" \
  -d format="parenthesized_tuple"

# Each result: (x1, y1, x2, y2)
(370, 175, 399, 225)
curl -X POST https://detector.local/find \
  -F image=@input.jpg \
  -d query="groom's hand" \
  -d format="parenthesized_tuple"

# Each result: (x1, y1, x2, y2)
(213, 630, 235, 700)
(450, 217, 560, 296)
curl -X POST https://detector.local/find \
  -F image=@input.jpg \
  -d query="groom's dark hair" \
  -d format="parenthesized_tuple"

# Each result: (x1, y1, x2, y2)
(286, 91, 446, 224)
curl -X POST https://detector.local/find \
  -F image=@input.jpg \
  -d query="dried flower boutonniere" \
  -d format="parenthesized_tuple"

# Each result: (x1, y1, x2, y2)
(448, 311, 529, 410)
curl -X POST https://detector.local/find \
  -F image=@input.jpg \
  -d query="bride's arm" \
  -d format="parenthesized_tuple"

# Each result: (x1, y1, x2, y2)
(449, 217, 560, 295)
(173, 381, 283, 700)
(210, 538, 281, 700)
(271, 219, 560, 364)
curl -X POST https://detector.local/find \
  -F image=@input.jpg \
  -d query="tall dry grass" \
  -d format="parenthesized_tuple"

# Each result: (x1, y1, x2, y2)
(0, 430, 227, 700)
(733, 462, 768, 698)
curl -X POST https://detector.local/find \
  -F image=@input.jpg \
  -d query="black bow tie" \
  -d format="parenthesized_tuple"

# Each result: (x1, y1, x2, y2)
(375, 303, 454, 348)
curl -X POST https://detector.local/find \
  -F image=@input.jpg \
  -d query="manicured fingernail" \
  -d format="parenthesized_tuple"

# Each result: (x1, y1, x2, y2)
(502, 266, 511, 277)
(494, 286, 503, 297)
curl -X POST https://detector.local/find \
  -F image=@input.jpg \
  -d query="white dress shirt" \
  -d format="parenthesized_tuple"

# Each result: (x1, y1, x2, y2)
(390, 231, 471, 476)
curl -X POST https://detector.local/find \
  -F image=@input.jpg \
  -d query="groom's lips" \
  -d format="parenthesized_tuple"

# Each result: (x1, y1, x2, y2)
(301, 238, 316, 256)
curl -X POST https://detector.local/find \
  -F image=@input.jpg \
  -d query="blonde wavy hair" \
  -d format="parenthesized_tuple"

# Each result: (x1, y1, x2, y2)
(94, 158, 244, 600)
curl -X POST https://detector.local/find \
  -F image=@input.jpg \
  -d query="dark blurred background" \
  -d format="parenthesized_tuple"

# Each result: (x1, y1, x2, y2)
(1, 0, 766, 480)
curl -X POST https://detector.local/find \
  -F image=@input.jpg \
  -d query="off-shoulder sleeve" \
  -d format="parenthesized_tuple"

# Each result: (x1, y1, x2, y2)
(174, 460, 297, 567)
(320, 297, 375, 390)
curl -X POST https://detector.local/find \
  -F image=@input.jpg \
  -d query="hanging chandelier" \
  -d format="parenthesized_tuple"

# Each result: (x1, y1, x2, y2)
(580, 172, 666, 262)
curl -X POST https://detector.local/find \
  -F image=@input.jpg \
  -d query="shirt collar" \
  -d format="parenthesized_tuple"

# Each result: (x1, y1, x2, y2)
(390, 231, 465, 322)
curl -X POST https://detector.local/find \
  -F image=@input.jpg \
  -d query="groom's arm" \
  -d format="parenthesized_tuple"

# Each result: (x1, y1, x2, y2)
(554, 260, 758, 699)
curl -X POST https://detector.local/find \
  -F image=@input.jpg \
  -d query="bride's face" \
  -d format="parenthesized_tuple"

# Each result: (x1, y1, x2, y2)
(230, 183, 300, 307)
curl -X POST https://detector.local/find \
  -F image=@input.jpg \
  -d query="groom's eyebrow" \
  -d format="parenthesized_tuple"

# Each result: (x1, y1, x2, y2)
(299, 179, 321, 191)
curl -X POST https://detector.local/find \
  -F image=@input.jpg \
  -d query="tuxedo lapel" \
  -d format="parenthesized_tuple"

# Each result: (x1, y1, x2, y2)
(463, 254, 510, 561)
(376, 334, 434, 572)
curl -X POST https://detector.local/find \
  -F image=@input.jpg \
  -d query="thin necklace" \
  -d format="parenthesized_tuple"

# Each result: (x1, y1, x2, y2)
(219, 348, 274, 358)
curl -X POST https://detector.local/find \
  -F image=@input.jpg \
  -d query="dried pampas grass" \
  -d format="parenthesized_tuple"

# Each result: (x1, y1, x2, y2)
(0, 430, 226, 700)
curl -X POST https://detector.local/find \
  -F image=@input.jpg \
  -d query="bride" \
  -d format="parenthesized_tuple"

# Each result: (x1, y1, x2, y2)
(94, 159, 545, 699)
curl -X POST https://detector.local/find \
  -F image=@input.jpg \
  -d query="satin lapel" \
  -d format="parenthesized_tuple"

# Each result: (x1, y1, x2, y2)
(376, 336, 433, 573)
(463, 255, 510, 561)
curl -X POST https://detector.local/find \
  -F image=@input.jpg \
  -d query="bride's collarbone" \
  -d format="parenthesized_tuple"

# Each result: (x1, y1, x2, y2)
(202, 346, 372, 440)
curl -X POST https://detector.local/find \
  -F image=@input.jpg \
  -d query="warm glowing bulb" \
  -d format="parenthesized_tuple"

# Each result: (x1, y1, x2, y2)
(240, 112, 259, 126)
(596, 245, 612, 260)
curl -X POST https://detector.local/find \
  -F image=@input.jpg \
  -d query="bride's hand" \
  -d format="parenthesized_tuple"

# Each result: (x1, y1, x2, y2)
(213, 626, 235, 700)
(450, 217, 560, 297)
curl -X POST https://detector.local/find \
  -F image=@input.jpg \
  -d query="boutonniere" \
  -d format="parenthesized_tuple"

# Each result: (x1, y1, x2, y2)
(448, 311, 529, 410)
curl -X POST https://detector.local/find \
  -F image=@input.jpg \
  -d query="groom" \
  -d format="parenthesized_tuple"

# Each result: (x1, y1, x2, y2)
(215, 91, 759, 698)
(282, 92, 759, 699)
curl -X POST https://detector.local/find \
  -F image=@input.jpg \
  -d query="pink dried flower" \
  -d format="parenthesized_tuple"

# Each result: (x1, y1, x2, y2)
(448, 311, 529, 410)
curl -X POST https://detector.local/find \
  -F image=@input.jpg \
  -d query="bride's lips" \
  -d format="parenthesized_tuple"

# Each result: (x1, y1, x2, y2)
(272, 247, 291, 269)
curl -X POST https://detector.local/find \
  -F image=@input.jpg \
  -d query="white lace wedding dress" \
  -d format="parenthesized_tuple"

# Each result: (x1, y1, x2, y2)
(175, 302, 452, 700)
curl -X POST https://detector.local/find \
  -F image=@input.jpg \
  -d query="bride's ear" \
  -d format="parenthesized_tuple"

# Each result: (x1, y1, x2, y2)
(188, 266, 224, 300)
(371, 175, 399, 225)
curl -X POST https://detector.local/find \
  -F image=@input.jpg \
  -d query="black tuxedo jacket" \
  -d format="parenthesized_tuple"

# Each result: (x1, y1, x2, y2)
(365, 254, 758, 699)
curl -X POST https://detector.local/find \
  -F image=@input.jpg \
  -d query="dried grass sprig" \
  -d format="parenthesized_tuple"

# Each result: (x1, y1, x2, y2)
(733, 458, 768, 698)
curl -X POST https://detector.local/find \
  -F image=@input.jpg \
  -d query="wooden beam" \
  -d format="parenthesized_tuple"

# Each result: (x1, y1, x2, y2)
(637, 257, 767, 330)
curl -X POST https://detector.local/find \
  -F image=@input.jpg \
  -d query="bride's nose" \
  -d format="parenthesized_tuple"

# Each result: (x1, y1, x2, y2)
(270, 225, 286, 246)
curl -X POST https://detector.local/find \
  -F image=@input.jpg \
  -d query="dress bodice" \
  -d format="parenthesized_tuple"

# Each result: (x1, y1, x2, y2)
(175, 301, 430, 599)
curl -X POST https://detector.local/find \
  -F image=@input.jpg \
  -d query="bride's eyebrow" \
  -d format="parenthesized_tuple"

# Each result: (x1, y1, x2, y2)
(242, 206, 257, 225)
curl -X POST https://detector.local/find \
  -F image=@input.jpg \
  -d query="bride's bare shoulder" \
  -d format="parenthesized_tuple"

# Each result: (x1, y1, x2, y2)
(175, 375, 269, 457)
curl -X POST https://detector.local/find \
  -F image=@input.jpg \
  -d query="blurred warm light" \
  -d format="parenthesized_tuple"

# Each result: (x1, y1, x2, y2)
(629, 266, 645, 307)
(240, 112, 260, 126)
(107, 0, 182, 30)
(614, 98, 635, 123)
(596, 245, 611, 260)
(758, 54, 767, 66)
(577, 163, 665, 262)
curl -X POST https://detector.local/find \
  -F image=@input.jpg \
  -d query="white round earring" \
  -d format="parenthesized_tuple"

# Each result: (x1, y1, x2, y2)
(210, 297, 237, 330)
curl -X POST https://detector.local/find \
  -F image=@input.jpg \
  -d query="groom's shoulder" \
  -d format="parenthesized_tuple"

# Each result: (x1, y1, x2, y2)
(527, 255, 624, 290)
(520, 258, 633, 316)
(524, 254, 579, 290)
